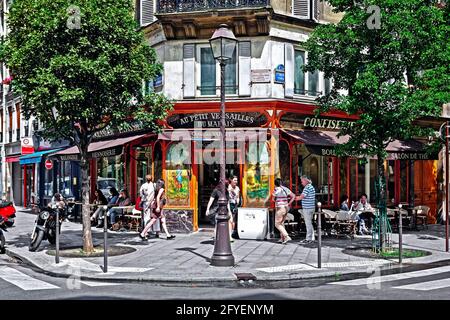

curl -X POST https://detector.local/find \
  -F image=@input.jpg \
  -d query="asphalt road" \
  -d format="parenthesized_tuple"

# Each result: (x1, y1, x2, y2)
(1, 254, 450, 301)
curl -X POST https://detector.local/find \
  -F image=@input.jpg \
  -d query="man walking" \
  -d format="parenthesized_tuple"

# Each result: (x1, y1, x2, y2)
(297, 175, 316, 244)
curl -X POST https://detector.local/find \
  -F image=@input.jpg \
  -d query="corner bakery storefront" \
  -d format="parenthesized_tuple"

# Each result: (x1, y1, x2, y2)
(121, 101, 439, 233)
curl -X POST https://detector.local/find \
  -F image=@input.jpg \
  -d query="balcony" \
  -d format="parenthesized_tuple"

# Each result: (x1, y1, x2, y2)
(156, 0, 269, 14)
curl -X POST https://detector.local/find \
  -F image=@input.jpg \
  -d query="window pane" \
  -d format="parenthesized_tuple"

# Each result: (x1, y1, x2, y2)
(245, 142, 270, 207)
(308, 70, 319, 96)
(349, 159, 357, 202)
(279, 140, 290, 187)
(340, 159, 347, 202)
(225, 47, 237, 94)
(136, 146, 152, 195)
(97, 155, 124, 198)
(400, 160, 408, 203)
(324, 78, 331, 95)
(387, 160, 395, 205)
(166, 142, 190, 207)
(320, 157, 334, 206)
(200, 47, 216, 95)
(358, 160, 365, 200)
(294, 50, 305, 94)
(370, 159, 377, 202)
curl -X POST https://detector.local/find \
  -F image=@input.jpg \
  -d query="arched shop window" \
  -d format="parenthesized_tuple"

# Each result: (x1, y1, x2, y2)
(153, 142, 163, 181)
(97, 155, 124, 197)
(245, 141, 270, 207)
(136, 146, 153, 194)
(165, 141, 191, 207)
(279, 140, 290, 187)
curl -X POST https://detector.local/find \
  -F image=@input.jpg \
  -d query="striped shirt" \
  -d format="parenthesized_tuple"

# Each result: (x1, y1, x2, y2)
(273, 186, 292, 207)
(301, 183, 316, 209)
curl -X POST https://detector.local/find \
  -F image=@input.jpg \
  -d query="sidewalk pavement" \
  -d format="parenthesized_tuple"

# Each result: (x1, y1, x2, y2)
(4, 208, 450, 283)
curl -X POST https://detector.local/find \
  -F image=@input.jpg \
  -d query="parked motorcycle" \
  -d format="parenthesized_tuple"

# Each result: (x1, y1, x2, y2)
(29, 199, 66, 252)
(0, 201, 16, 254)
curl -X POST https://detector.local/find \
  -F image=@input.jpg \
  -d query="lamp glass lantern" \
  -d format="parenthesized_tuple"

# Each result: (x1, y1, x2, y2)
(209, 24, 238, 63)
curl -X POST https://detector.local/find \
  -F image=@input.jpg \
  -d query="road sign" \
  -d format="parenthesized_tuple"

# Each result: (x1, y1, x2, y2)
(21, 137, 34, 155)
(45, 159, 53, 170)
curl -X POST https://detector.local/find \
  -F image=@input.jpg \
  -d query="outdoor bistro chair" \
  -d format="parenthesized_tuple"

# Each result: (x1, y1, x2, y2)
(321, 209, 338, 236)
(284, 212, 299, 237)
(413, 205, 430, 230)
(334, 210, 356, 239)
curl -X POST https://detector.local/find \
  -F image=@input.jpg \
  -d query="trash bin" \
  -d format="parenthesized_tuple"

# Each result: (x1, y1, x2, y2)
(237, 208, 269, 240)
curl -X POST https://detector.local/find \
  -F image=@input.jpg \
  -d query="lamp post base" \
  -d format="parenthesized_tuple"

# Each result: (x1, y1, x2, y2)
(210, 210, 235, 267)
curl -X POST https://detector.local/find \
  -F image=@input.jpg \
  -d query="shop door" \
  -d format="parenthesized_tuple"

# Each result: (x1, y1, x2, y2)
(24, 165, 34, 207)
(414, 160, 438, 223)
(198, 149, 242, 224)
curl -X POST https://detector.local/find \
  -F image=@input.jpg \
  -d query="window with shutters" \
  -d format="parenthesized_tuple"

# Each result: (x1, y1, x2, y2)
(292, 0, 318, 20)
(324, 77, 331, 95)
(196, 44, 238, 97)
(140, 0, 155, 26)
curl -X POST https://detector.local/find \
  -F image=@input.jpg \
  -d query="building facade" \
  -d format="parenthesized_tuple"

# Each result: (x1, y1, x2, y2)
(1, 0, 443, 233)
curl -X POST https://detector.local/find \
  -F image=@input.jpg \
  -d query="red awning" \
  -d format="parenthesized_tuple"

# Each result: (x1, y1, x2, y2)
(6, 156, 20, 163)
(281, 129, 432, 159)
(53, 134, 148, 156)
(282, 129, 349, 146)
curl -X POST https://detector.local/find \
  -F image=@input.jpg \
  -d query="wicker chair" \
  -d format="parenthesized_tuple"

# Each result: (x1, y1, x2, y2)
(414, 205, 430, 230)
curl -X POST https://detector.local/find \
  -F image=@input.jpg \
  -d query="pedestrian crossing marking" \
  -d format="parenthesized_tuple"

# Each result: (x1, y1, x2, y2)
(0, 267, 59, 291)
(330, 265, 450, 286)
(256, 260, 389, 273)
(393, 277, 450, 291)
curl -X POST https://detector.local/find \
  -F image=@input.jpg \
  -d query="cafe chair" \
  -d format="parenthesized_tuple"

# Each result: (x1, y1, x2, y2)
(284, 212, 299, 237)
(334, 210, 356, 240)
(414, 205, 430, 230)
(321, 209, 338, 236)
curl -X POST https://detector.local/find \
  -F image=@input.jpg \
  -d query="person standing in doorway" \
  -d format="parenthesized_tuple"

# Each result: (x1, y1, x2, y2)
(272, 178, 295, 244)
(297, 175, 316, 244)
(139, 179, 175, 240)
(228, 175, 240, 237)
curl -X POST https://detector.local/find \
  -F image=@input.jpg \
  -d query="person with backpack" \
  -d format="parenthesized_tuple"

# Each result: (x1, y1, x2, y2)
(272, 178, 295, 244)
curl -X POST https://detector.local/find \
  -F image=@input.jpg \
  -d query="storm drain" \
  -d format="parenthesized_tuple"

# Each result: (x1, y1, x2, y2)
(235, 273, 257, 281)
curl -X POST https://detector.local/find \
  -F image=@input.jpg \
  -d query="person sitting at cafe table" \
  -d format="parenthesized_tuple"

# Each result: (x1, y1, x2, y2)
(354, 193, 373, 234)
(107, 189, 131, 230)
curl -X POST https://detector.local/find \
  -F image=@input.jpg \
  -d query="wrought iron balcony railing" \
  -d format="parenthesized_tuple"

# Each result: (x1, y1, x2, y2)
(157, 0, 269, 14)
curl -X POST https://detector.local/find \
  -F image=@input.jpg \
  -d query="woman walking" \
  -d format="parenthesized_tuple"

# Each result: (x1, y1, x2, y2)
(272, 178, 295, 244)
(139, 179, 175, 240)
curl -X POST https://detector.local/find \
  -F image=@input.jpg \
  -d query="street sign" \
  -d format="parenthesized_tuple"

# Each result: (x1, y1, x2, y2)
(251, 69, 271, 83)
(21, 137, 34, 155)
(274, 64, 285, 84)
(45, 159, 53, 170)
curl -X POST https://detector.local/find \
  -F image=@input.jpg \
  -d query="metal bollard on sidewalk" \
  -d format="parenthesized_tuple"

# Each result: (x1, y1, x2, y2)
(317, 202, 322, 269)
(55, 208, 60, 264)
(103, 205, 108, 273)
(398, 204, 403, 264)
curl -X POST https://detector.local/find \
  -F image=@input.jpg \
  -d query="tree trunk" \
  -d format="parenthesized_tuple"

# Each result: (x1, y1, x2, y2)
(80, 143, 94, 253)
(377, 155, 387, 251)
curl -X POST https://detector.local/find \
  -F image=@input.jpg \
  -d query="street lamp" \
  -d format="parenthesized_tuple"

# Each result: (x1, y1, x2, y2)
(209, 24, 237, 267)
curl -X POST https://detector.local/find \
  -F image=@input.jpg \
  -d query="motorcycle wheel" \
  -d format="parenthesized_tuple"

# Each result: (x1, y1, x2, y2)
(0, 232, 5, 254)
(29, 229, 45, 252)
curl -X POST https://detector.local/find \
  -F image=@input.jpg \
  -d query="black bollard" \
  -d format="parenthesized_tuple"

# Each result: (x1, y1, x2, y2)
(103, 206, 108, 273)
(55, 208, 59, 264)
(398, 204, 403, 264)
(317, 202, 322, 269)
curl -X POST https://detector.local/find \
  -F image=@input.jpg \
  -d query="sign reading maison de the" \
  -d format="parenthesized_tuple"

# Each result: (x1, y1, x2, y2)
(167, 112, 268, 129)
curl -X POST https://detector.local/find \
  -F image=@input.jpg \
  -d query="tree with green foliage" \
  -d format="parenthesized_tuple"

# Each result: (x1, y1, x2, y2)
(2, 0, 172, 252)
(304, 0, 449, 251)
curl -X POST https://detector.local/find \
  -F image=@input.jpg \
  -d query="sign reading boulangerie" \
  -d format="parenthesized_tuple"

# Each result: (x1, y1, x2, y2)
(167, 112, 268, 129)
